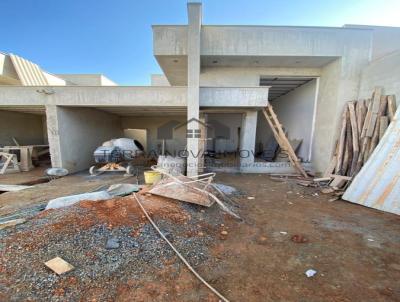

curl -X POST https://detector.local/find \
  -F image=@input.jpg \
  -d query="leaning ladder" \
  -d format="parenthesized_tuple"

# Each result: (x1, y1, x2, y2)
(261, 105, 309, 178)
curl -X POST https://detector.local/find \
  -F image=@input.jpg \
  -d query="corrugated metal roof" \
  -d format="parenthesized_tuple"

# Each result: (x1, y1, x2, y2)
(343, 107, 400, 215)
(9, 54, 48, 86)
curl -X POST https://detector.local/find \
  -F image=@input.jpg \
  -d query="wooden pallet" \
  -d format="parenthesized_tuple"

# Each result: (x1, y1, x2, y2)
(261, 106, 309, 178)
(0, 152, 20, 175)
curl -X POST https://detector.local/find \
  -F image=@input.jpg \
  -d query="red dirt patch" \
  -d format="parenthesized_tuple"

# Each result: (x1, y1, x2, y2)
(79, 194, 190, 227)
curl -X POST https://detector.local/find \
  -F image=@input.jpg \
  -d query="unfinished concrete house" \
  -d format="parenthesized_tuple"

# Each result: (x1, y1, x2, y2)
(1, 3, 400, 177)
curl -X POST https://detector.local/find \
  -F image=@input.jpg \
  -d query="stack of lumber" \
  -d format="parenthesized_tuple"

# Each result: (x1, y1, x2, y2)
(325, 87, 396, 181)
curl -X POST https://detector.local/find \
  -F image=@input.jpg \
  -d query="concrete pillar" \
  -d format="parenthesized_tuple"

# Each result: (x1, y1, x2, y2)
(240, 110, 258, 170)
(186, 2, 202, 177)
(198, 112, 206, 173)
(45, 105, 63, 168)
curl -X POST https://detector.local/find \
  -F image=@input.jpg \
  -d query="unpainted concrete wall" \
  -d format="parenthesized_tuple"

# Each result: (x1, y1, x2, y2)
(0, 110, 44, 146)
(270, 79, 317, 161)
(206, 113, 242, 152)
(121, 116, 187, 156)
(200, 26, 372, 56)
(200, 67, 321, 86)
(52, 107, 123, 173)
(358, 50, 400, 104)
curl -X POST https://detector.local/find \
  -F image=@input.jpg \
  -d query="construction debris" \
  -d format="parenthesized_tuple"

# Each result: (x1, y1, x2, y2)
(149, 166, 240, 219)
(45, 191, 112, 210)
(343, 102, 400, 215)
(298, 88, 396, 201)
(0, 218, 26, 230)
(106, 237, 120, 249)
(326, 88, 395, 181)
(106, 183, 140, 196)
(44, 257, 74, 275)
(305, 269, 317, 278)
(0, 152, 20, 174)
(0, 184, 33, 192)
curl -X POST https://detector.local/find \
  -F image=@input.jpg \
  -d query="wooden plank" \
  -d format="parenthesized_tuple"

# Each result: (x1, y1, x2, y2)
(329, 174, 352, 181)
(356, 100, 364, 136)
(348, 101, 359, 176)
(0, 218, 26, 230)
(44, 257, 74, 275)
(387, 95, 397, 122)
(149, 175, 215, 207)
(360, 98, 373, 138)
(0, 184, 33, 192)
(0, 152, 20, 175)
(323, 155, 337, 178)
(356, 100, 367, 144)
(343, 112, 353, 176)
(363, 137, 371, 164)
(335, 106, 348, 174)
(368, 95, 388, 157)
(366, 87, 383, 137)
(379, 116, 389, 140)
(355, 137, 368, 174)
(329, 177, 347, 189)
(314, 177, 332, 182)
(368, 118, 380, 158)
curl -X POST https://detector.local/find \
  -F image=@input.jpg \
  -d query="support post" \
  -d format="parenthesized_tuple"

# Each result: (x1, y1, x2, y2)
(186, 3, 202, 177)
(239, 110, 258, 170)
(45, 105, 63, 169)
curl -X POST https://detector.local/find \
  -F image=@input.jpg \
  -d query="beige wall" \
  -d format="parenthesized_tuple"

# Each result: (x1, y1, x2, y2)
(0, 110, 44, 146)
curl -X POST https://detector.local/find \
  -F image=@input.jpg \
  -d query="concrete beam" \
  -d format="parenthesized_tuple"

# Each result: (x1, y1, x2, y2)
(0, 86, 188, 107)
(200, 87, 269, 107)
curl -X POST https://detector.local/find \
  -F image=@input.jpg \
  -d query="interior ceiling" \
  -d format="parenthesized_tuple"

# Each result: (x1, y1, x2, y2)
(96, 106, 187, 117)
(0, 106, 46, 115)
(260, 77, 314, 101)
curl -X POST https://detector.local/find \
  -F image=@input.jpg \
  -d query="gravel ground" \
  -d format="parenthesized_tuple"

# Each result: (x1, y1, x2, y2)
(0, 192, 238, 301)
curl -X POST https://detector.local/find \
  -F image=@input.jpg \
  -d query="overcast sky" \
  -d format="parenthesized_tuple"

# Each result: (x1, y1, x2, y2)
(1, 0, 399, 85)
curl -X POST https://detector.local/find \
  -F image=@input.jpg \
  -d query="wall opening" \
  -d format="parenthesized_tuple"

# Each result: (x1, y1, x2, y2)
(257, 77, 319, 164)
(0, 109, 51, 175)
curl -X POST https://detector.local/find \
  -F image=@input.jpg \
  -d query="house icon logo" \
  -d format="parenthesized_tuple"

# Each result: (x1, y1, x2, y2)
(156, 118, 231, 140)
(175, 118, 211, 138)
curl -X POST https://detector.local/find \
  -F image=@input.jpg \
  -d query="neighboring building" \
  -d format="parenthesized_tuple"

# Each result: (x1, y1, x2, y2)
(1, 3, 400, 175)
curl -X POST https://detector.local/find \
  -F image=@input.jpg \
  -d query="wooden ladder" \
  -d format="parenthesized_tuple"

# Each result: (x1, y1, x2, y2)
(262, 105, 309, 178)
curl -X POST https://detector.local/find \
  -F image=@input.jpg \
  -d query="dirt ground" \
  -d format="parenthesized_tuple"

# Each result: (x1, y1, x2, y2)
(1, 173, 400, 301)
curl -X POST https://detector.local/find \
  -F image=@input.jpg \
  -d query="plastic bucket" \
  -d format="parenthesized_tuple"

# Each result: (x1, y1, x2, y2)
(144, 171, 161, 184)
